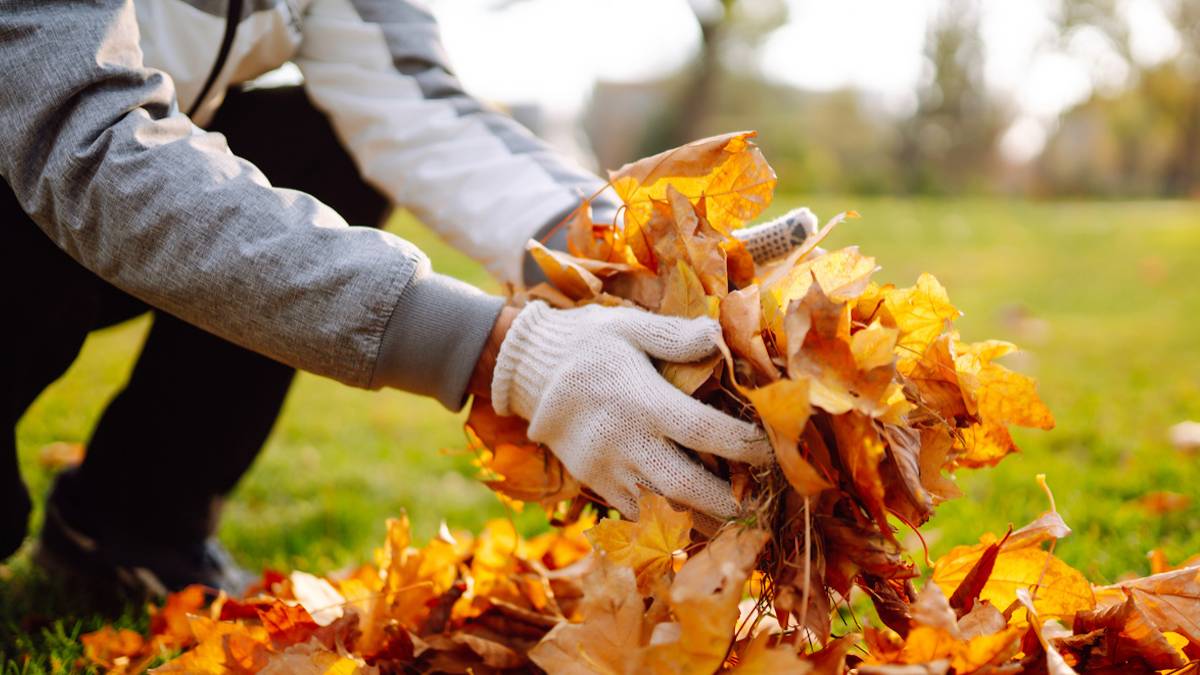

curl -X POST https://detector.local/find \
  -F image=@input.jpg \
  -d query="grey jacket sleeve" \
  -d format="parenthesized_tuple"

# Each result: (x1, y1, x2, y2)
(0, 0, 502, 410)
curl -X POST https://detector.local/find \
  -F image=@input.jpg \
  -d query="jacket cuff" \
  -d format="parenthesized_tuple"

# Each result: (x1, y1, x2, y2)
(371, 261, 505, 410)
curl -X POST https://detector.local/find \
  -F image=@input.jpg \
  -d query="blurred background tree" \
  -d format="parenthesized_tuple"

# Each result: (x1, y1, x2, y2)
(895, 0, 1009, 195)
(1039, 0, 1200, 196)
(458, 0, 1200, 198)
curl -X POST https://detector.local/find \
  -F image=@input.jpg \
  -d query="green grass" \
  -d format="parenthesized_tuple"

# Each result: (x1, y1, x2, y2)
(3, 198, 1199, 671)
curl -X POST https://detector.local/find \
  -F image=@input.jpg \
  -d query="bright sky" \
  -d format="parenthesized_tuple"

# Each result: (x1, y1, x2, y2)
(433, 0, 1182, 162)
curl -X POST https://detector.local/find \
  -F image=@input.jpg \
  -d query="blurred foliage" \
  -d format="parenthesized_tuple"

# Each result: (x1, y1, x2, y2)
(591, 0, 1200, 198)
(1039, 0, 1200, 196)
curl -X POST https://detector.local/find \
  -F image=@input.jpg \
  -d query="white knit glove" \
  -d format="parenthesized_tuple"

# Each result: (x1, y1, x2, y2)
(732, 207, 819, 263)
(491, 301, 773, 520)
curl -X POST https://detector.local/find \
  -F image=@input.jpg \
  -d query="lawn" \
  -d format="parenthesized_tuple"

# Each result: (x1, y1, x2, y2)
(3, 197, 1199, 671)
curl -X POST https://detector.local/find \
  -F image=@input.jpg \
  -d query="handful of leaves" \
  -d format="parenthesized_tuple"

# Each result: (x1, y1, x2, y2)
(469, 130, 1057, 641)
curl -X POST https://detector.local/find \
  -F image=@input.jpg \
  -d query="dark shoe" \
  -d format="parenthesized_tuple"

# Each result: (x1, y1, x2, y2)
(34, 474, 254, 603)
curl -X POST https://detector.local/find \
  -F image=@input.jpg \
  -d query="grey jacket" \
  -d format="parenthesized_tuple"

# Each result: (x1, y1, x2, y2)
(0, 0, 617, 409)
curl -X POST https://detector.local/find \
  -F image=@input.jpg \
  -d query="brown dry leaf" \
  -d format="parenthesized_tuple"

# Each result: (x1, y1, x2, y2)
(946, 531, 1010, 616)
(640, 527, 770, 674)
(743, 379, 831, 497)
(720, 286, 779, 380)
(481, 442, 581, 508)
(528, 557, 646, 675)
(259, 640, 377, 674)
(256, 600, 320, 647)
(723, 234, 757, 288)
(905, 335, 968, 422)
(566, 197, 619, 263)
(916, 429, 961, 504)
(819, 516, 909, 596)
(864, 584, 1021, 674)
(587, 491, 693, 594)
(781, 286, 896, 419)
(610, 131, 776, 248)
(1093, 565, 1200, 647)
(665, 185, 729, 297)
(882, 424, 934, 526)
(957, 601, 1007, 639)
(527, 239, 603, 299)
(468, 400, 581, 509)
(932, 509, 1094, 620)
(853, 321, 900, 371)
(1015, 588, 1079, 675)
(830, 412, 892, 537)
(731, 633, 814, 673)
(1071, 594, 1188, 671)
(910, 582, 961, 638)
(660, 353, 722, 396)
(659, 259, 716, 319)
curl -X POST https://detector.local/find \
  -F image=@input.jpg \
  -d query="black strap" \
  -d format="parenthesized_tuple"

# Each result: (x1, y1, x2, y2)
(186, 0, 244, 118)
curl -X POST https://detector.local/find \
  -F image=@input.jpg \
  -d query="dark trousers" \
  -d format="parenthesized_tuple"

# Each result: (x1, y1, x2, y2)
(1, 85, 390, 558)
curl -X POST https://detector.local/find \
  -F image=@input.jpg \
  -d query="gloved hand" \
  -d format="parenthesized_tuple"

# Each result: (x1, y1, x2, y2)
(490, 300, 773, 520)
(732, 207, 819, 263)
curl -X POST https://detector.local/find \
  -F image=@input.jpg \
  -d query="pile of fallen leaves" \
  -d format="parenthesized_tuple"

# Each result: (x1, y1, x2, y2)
(470, 130, 1057, 641)
(78, 132, 1200, 673)
(80, 484, 1200, 673)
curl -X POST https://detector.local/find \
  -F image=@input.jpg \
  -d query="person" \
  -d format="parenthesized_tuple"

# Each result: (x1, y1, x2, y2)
(0, 0, 814, 599)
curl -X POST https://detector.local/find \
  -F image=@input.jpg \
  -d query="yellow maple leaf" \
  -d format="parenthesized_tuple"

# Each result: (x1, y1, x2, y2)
(932, 509, 1094, 620)
(885, 273, 960, 367)
(761, 247, 877, 352)
(954, 339, 1055, 430)
(610, 131, 776, 248)
(587, 491, 693, 594)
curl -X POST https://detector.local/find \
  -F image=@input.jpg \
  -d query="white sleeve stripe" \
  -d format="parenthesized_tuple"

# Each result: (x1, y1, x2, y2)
(346, 0, 605, 195)
(297, 0, 614, 283)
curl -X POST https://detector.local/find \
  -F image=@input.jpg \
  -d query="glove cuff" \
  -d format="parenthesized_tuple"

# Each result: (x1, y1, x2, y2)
(733, 207, 819, 263)
(491, 300, 570, 418)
